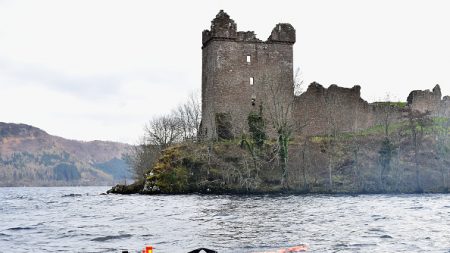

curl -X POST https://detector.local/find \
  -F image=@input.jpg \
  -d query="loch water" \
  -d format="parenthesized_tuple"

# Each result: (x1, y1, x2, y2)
(1, 187, 450, 252)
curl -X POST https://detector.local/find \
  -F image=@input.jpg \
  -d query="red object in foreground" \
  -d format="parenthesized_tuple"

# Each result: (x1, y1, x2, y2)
(253, 244, 308, 253)
(142, 246, 153, 253)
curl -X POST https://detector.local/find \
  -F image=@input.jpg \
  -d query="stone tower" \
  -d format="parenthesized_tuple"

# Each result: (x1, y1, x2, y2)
(201, 10, 295, 139)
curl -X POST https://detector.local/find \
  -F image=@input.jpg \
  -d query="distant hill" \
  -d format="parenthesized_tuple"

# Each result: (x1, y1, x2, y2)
(0, 122, 133, 186)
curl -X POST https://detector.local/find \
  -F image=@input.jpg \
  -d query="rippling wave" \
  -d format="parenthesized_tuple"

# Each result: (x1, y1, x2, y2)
(1, 187, 450, 252)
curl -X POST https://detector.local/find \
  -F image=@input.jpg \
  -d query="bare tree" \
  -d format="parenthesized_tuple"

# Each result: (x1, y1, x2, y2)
(382, 96, 394, 137)
(403, 109, 432, 192)
(378, 136, 396, 191)
(350, 134, 363, 192)
(127, 91, 201, 179)
(435, 118, 450, 190)
(173, 91, 202, 141)
(374, 95, 396, 191)
(260, 67, 300, 189)
(374, 93, 402, 137)
(144, 114, 183, 150)
(125, 138, 161, 180)
(293, 67, 304, 96)
(258, 65, 310, 189)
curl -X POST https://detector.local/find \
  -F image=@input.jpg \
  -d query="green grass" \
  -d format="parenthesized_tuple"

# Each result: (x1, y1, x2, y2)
(372, 101, 407, 108)
(357, 121, 406, 136)
(309, 117, 449, 143)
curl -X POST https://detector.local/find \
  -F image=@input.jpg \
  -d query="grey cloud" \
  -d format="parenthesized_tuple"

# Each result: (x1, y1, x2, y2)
(0, 57, 194, 99)
(0, 58, 122, 98)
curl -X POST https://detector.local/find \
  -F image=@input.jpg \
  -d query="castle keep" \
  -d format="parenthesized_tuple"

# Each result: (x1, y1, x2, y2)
(201, 10, 295, 139)
(201, 10, 449, 140)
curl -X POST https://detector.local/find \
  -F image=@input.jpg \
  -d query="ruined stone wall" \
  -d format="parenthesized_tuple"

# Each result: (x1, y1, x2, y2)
(407, 85, 449, 117)
(407, 85, 441, 114)
(201, 10, 295, 139)
(293, 83, 450, 137)
(442, 96, 450, 117)
(293, 83, 372, 135)
(292, 82, 412, 136)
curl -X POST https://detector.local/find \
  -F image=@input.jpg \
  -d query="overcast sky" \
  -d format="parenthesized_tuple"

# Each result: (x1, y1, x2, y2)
(0, 0, 449, 144)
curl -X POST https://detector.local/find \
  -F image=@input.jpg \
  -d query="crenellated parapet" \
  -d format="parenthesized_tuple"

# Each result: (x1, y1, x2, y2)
(202, 10, 237, 45)
(202, 10, 295, 48)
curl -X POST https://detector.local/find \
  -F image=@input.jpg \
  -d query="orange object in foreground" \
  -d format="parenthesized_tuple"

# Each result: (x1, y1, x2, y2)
(253, 244, 308, 253)
(142, 246, 153, 253)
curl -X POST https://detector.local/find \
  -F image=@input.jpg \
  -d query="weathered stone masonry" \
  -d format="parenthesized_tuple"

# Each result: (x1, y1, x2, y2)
(201, 10, 450, 139)
(201, 10, 295, 139)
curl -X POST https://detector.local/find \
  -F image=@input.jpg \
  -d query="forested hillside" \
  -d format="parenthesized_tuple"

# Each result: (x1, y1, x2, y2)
(0, 122, 132, 186)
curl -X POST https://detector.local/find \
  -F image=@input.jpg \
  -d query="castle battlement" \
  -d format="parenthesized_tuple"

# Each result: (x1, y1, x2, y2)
(202, 10, 295, 48)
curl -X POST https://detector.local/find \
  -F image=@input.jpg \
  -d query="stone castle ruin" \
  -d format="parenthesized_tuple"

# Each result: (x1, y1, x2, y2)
(200, 10, 449, 139)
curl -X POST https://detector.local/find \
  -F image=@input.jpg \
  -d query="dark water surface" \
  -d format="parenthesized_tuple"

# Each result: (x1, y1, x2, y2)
(1, 187, 450, 252)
